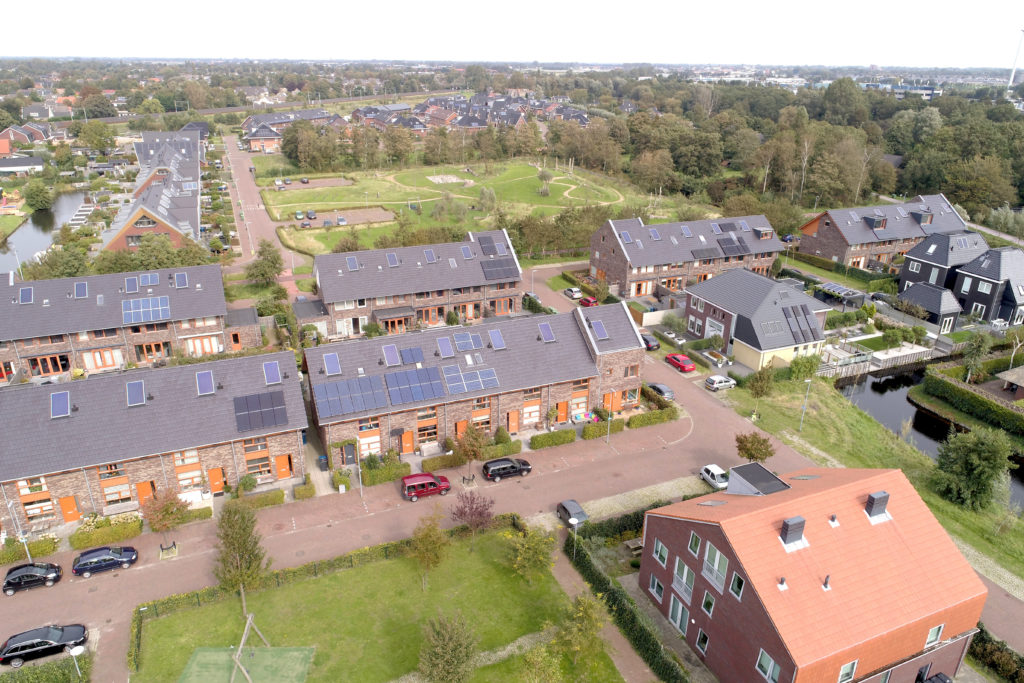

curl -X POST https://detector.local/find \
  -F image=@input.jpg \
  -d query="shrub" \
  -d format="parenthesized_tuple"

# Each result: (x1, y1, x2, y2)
(293, 474, 316, 500)
(332, 468, 352, 490)
(480, 439, 522, 460)
(582, 418, 625, 440)
(493, 426, 511, 445)
(1, 651, 93, 682)
(69, 514, 144, 550)
(529, 428, 577, 450)
(788, 354, 821, 381)
(422, 451, 468, 473)
(561, 270, 580, 286)
(0, 536, 60, 565)
(362, 461, 411, 486)
(627, 406, 678, 428)
(236, 474, 257, 493)
(181, 507, 213, 524)
(641, 384, 671, 409)
(238, 489, 286, 509)
(969, 622, 1024, 681)
(922, 366, 1024, 437)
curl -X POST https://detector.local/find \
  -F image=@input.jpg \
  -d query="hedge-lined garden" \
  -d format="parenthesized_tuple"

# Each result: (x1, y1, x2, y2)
(0, 536, 60, 565)
(293, 474, 316, 500)
(969, 622, 1024, 682)
(922, 364, 1024, 438)
(529, 428, 577, 450)
(69, 513, 144, 550)
(0, 651, 93, 682)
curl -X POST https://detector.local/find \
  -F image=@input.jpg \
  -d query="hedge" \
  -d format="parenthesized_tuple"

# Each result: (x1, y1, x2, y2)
(582, 418, 625, 440)
(293, 474, 316, 500)
(362, 461, 411, 486)
(332, 469, 351, 490)
(181, 507, 213, 524)
(922, 367, 1024, 437)
(969, 621, 1024, 682)
(790, 251, 895, 285)
(69, 516, 144, 550)
(0, 536, 60, 565)
(641, 385, 672, 410)
(480, 439, 523, 460)
(529, 428, 577, 450)
(0, 652, 93, 682)
(237, 489, 286, 509)
(421, 451, 467, 473)
(627, 406, 678, 428)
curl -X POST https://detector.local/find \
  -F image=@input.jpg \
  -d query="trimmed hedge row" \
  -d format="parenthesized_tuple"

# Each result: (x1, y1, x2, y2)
(922, 367, 1024, 437)
(938, 356, 1012, 381)
(627, 406, 678, 428)
(529, 428, 577, 450)
(332, 469, 351, 490)
(362, 462, 412, 486)
(181, 507, 213, 524)
(480, 439, 523, 460)
(582, 418, 625, 440)
(421, 451, 466, 473)
(969, 621, 1024, 682)
(69, 517, 144, 550)
(0, 537, 60, 565)
(790, 251, 894, 285)
(237, 489, 286, 509)
(293, 475, 316, 500)
(0, 652, 93, 682)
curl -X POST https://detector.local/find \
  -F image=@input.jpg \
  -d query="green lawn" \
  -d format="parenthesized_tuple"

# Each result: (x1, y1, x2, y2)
(546, 274, 576, 293)
(778, 253, 867, 291)
(729, 379, 1024, 579)
(296, 279, 316, 292)
(224, 282, 278, 301)
(856, 335, 890, 351)
(470, 645, 623, 683)
(292, 265, 312, 275)
(0, 213, 26, 239)
(947, 329, 976, 343)
(135, 533, 574, 682)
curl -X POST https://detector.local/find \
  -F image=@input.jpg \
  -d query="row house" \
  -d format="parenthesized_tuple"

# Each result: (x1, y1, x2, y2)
(798, 194, 966, 269)
(682, 269, 829, 370)
(304, 304, 644, 462)
(0, 122, 65, 144)
(899, 231, 989, 293)
(240, 109, 342, 152)
(950, 247, 1024, 324)
(591, 215, 784, 298)
(640, 465, 986, 683)
(0, 265, 259, 384)
(309, 230, 522, 338)
(0, 352, 305, 534)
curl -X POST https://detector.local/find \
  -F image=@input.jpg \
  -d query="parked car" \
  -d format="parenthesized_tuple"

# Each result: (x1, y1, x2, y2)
(556, 499, 588, 526)
(337, 217, 347, 225)
(579, 296, 598, 307)
(780, 233, 797, 243)
(704, 375, 737, 392)
(870, 292, 894, 305)
(647, 383, 675, 401)
(274, 179, 283, 187)
(3, 563, 61, 596)
(300, 221, 311, 228)
(71, 546, 138, 578)
(564, 287, 583, 300)
(300, 177, 309, 184)
(482, 458, 532, 482)
(401, 473, 450, 502)
(662, 329, 677, 340)
(640, 334, 660, 351)
(700, 464, 729, 490)
(283, 177, 292, 185)
(523, 291, 539, 302)
(0, 624, 87, 668)
(666, 353, 696, 372)
(306, 210, 317, 220)
(294, 210, 305, 220)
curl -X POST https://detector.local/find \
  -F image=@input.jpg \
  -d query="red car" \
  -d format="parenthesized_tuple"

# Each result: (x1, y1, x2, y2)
(579, 297, 598, 307)
(666, 353, 696, 372)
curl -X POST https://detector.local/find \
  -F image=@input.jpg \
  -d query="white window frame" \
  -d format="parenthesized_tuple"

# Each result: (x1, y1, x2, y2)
(756, 649, 781, 683)
(908, 260, 920, 273)
(971, 302, 986, 318)
(941, 316, 954, 334)
(978, 281, 992, 295)
(879, 671, 892, 683)
(688, 531, 700, 557)
(673, 557, 695, 603)
(653, 538, 668, 567)
(1015, 308, 1024, 326)
(960, 276, 972, 293)
(668, 594, 689, 635)
(701, 590, 715, 617)
(730, 572, 745, 600)
(697, 299, 705, 312)
(703, 542, 728, 592)
(648, 573, 664, 603)
(925, 624, 944, 647)
(838, 660, 857, 683)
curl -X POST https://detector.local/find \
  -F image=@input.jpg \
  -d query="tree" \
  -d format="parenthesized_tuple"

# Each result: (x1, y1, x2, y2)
(450, 491, 494, 551)
(134, 98, 165, 114)
(454, 424, 488, 464)
(935, 427, 1016, 511)
(1007, 328, 1024, 369)
(594, 279, 609, 304)
(506, 526, 554, 586)
(22, 180, 54, 211)
(882, 328, 903, 350)
(383, 126, 414, 166)
(747, 365, 774, 416)
(213, 501, 270, 592)
(735, 431, 775, 464)
(962, 331, 993, 383)
(82, 94, 118, 119)
(141, 489, 189, 544)
(411, 508, 450, 590)
(630, 148, 676, 194)
(522, 644, 561, 683)
(553, 593, 606, 666)
(208, 237, 224, 253)
(418, 611, 478, 683)
(789, 355, 821, 381)
(53, 143, 73, 170)
(245, 239, 284, 286)
(78, 121, 114, 153)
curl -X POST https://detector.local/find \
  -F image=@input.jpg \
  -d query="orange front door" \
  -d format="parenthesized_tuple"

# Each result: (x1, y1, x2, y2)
(507, 410, 519, 434)
(400, 431, 414, 455)
(275, 454, 292, 480)
(556, 401, 568, 423)
(603, 392, 622, 412)
(136, 481, 155, 507)
(208, 468, 225, 494)
(59, 496, 81, 523)
(455, 420, 468, 437)
(230, 332, 242, 351)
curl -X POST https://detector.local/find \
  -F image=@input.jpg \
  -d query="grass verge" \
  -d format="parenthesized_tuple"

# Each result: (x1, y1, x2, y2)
(0, 213, 26, 239)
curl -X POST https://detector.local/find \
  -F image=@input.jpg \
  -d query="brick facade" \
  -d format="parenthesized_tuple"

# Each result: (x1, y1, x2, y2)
(798, 213, 921, 268)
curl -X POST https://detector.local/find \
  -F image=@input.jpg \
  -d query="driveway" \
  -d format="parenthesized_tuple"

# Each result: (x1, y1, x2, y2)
(523, 263, 588, 314)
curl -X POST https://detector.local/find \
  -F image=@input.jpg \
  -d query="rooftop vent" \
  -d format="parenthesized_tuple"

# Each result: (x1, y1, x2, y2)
(866, 491, 889, 517)
(780, 516, 805, 545)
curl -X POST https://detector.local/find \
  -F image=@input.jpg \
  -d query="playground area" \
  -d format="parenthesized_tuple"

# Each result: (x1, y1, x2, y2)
(180, 647, 314, 683)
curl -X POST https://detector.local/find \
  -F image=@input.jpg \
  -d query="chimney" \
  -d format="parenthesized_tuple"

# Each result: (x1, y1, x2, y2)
(780, 516, 805, 544)
(866, 491, 889, 517)
(823, 575, 831, 591)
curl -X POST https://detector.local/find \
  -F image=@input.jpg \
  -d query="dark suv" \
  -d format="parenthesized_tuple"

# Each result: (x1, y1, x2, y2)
(0, 625, 87, 668)
(3, 563, 61, 596)
(71, 546, 138, 578)
(482, 458, 532, 482)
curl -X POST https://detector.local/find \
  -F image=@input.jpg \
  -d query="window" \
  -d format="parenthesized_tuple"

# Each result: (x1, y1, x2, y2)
(92, 328, 118, 339)
(688, 531, 700, 556)
(703, 542, 728, 591)
(730, 573, 745, 599)
(23, 499, 55, 520)
(625, 364, 639, 377)
(571, 378, 589, 390)
(99, 464, 123, 479)
(622, 387, 639, 403)
(473, 396, 491, 409)
(697, 299, 705, 312)
(417, 422, 438, 443)
(756, 649, 781, 683)
(960, 276, 972, 293)
(673, 558, 695, 602)
(971, 302, 986, 318)
(524, 387, 541, 401)
(648, 574, 664, 602)
(177, 469, 203, 490)
(246, 456, 271, 475)
(978, 281, 992, 295)
(908, 260, 921, 273)
(18, 477, 47, 495)
(243, 438, 267, 453)
(696, 629, 709, 654)
(173, 449, 199, 466)
(653, 538, 668, 566)
(925, 624, 944, 647)
(358, 417, 380, 431)
(838, 661, 857, 683)
(28, 354, 70, 377)
(103, 483, 132, 504)
(669, 594, 689, 634)
(417, 406, 438, 420)
(701, 591, 715, 616)
(472, 413, 491, 432)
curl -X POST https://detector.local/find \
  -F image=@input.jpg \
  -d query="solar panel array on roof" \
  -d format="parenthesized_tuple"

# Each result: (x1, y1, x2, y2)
(681, 225, 692, 238)
(820, 282, 857, 298)
(234, 390, 288, 431)
(442, 365, 498, 394)
(386, 252, 399, 267)
(313, 376, 387, 418)
(346, 256, 359, 272)
(126, 380, 146, 406)
(692, 247, 720, 260)
(400, 346, 424, 364)
(538, 322, 556, 342)
(125, 277, 139, 294)
(263, 361, 282, 385)
(481, 257, 518, 281)
(591, 320, 609, 340)
(323, 352, 341, 376)
(488, 329, 506, 350)
(424, 249, 437, 264)
(196, 370, 215, 396)
(174, 272, 188, 288)
(478, 234, 497, 256)
(382, 344, 401, 367)
(718, 235, 751, 257)
(740, 220, 751, 231)
(711, 223, 722, 234)
(74, 282, 87, 299)
(385, 367, 445, 405)
(454, 332, 473, 351)
(437, 337, 454, 358)
(121, 297, 170, 324)
(782, 304, 823, 343)
(719, 222, 736, 232)
(50, 391, 70, 419)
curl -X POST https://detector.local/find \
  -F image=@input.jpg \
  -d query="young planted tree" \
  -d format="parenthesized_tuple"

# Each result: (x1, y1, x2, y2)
(245, 239, 284, 286)
(417, 611, 478, 683)
(594, 279, 610, 304)
(449, 490, 495, 551)
(141, 490, 189, 544)
(962, 332, 993, 383)
(411, 508, 450, 590)
(935, 427, 1016, 511)
(506, 527, 554, 586)
(553, 593, 606, 666)
(454, 424, 488, 464)
(213, 501, 270, 592)
(736, 431, 776, 464)
(747, 365, 774, 417)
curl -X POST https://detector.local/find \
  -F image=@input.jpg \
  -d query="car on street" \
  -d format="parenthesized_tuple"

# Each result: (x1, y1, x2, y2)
(300, 221, 311, 228)
(71, 546, 138, 578)
(704, 375, 737, 392)
(564, 287, 583, 300)
(700, 464, 729, 490)
(306, 210, 317, 220)
(556, 499, 589, 526)
(274, 179, 283, 187)
(283, 177, 292, 185)
(0, 624, 88, 668)
(401, 473, 451, 502)
(337, 217, 347, 225)
(665, 353, 696, 372)
(579, 296, 598, 307)
(300, 177, 309, 184)
(647, 383, 675, 401)
(482, 458, 532, 482)
(3, 563, 61, 596)
(640, 334, 660, 351)
(295, 210, 305, 220)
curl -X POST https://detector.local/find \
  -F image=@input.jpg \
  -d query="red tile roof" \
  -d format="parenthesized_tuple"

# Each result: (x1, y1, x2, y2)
(646, 468, 987, 668)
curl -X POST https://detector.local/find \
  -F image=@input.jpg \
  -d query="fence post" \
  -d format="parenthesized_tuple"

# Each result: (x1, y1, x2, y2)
(197, 593, 201, 608)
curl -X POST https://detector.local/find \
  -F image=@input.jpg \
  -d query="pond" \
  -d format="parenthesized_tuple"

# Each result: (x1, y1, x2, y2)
(0, 191, 88, 273)
(839, 370, 1024, 507)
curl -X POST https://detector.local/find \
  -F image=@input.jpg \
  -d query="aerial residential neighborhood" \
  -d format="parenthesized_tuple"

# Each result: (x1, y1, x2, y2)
(0, 33, 1023, 683)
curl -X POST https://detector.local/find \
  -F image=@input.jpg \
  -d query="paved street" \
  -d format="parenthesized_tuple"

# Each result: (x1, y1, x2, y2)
(220, 135, 282, 266)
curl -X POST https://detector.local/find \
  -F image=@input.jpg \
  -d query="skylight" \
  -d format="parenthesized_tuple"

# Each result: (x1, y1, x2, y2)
(126, 380, 146, 407)
(50, 391, 71, 419)
(263, 361, 282, 385)
(196, 371, 215, 396)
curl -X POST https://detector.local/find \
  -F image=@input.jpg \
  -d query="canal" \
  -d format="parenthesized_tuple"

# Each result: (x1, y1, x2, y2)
(839, 370, 1024, 506)
(0, 192, 88, 273)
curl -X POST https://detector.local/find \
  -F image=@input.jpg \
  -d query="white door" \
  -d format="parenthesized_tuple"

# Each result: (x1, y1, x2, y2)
(941, 316, 953, 334)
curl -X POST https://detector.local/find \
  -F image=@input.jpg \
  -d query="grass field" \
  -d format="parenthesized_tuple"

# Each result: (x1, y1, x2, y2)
(778, 252, 869, 291)
(469, 645, 622, 683)
(135, 533, 580, 682)
(224, 282, 278, 301)
(180, 648, 314, 683)
(0, 214, 26, 239)
(856, 335, 891, 351)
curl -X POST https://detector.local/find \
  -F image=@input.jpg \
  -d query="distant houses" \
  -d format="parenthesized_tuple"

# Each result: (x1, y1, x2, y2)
(241, 109, 342, 152)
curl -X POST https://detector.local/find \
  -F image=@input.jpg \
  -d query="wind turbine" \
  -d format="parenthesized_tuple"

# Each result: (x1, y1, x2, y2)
(1008, 28, 1024, 100)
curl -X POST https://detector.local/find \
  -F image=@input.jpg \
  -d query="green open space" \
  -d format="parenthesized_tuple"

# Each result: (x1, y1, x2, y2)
(546, 274, 577, 293)
(249, 155, 337, 184)
(728, 379, 1024, 579)
(947, 329, 976, 343)
(135, 533, 575, 682)
(0, 214, 26, 239)
(856, 335, 890, 351)
(778, 252, 867, 291)
(907, 385, 1024, 452)
(179, 647, 314, 683)
(224, 282, 279, 301)
(469, 645, 622, 682)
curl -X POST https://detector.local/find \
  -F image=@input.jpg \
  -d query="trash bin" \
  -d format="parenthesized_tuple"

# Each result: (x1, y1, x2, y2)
(338, 484, 346, 494)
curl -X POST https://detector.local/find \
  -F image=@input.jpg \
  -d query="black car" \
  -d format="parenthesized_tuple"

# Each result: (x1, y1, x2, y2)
(0, 625, 87, 668)
(306, 210, 317, 220)
(641, 334, 660, 351)
(3, 563, 61, 596)
(71, 546, 138, 578)
(482, 458, 532, 482)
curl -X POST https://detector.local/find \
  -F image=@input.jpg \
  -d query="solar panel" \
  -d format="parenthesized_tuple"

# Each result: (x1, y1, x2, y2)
(620, 231, 633, 244)
(454, 332, 474, 351)
(18, 286, 32, 304)
(323, 352, 341, 376)
(488, 329, 506, 350)
(386, 252, 399, 267)
(313, 377, 387, 418)
(174, 272, 188, 289)
(385, 367, 446, 406)
(196, 371, 215, 396)
(470, 334, 483, 350)
(711, 223, 722, 234)
(235, 390, 289, 431)
(495, 242, 507, 256)
(538, 322, 556, 342)
(50, 391, 70, 419)
(121, 296, 171, 324)
(126, 380, 146, 407)
(479, 368, 499, 389)
(263, 361, 282, 385)
(896, 207, 908, 218)
(592, 320, 609, 340)
(739, 220, 751, 231)
(346, 256, 359, 272)
(437, 337, 454, 358)
(442, 365, 467, 394)
(74, 282, 87, 299)
(382, 344, 401, 367)
(125, 277, 139, 294)
(481, 257, 518, 281)
(424, 248, 437, 263)
(681, 225, 692, 238)
(649, 228, 661, 241)
(449, 258, 457, 269)
(461, 245, 473, 259)
(140, 273, 159, 286)
(401, 347, 424, 364)
(478, 235, 496, 255)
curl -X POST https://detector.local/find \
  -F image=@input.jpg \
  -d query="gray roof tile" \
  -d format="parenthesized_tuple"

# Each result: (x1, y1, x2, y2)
(898, 282, 962, 315)
(607, 215, 784, 268)
(825, 194, 965, 246)
(904, 231, 988, 268)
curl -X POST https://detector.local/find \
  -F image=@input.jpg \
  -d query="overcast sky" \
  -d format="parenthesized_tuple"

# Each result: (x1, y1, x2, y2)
(6, 0, 1023, 70)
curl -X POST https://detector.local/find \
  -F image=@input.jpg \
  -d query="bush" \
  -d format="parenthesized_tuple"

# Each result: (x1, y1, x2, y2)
(1, 651, 93, 682)
(362, 461, 411, 486)
(0, 536, 60, 565)
(969, 622, 1024, 681)
(293, 474, 316, 500)
(582, 418, 625, 440)
(181, 507, 214, 524)
(561, 270, 580, 286)
(480, 439, 522, 460)
(789, 354, 821, 381)
(493, 426, 511, 445)
(923, 366, 1024, 437)
(627, 406, 679, 428)
(422, 451, 468, 473)
(332, 468, 352, 490)
(237, 489, 286, 509)
(529, 428, 577, 450)
(641, 385, 671, 410)
(69, 514, 144, 550)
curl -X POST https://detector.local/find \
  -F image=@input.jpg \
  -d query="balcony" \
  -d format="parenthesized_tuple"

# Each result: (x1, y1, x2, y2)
(702, 562, 726, 592)
(672, 575, 693, 603)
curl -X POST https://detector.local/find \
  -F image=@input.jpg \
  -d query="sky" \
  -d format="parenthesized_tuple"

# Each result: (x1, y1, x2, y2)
(5, 0, 1023, 70)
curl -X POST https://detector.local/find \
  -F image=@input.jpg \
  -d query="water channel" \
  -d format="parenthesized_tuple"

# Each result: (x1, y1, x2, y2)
(0, 192, 88, 274)
(839, 370, 1024, 507)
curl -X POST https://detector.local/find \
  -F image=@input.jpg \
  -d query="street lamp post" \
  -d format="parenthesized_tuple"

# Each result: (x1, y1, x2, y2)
(568, 517, 579, 561)
(6, 501, 32, 563)
(799, 378, 813, 432)
(68, 645, 85, 680)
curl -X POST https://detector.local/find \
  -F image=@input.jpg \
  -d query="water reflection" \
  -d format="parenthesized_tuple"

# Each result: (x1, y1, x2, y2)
(0, 192, 86, 271)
